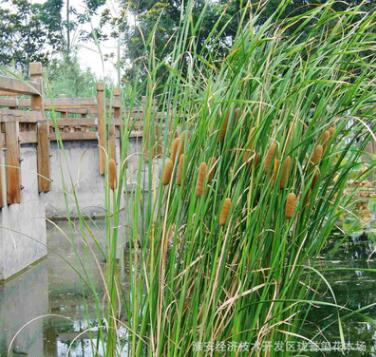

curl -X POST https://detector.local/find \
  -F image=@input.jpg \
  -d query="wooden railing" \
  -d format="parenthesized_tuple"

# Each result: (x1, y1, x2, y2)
(0, 62, 163, 208)
(0, 63, 49, 207)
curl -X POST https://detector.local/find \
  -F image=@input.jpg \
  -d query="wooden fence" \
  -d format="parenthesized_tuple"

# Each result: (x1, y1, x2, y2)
(0, 62, 153, 208)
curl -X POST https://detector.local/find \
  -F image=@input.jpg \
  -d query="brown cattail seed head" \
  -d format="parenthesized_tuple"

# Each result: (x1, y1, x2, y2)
(264, 141, 277, 173)
(219, 113, 229, 141)
(312, 169, 320, 189)
(328, 126, 336, 136)
(108, 159, 117, 191)
(272, 158, 280, 182)
(219, 108, 241, 142)
(162, 158, 174, 185)
(254, 152, 261, 167)
(311, 144, 323, 165)
(280, 156, 291, 188)
(219, 198, 232, 226)
(170, 137, 182, 163)
(285, 193, 297, 218)
(176, 154, 184, 186)
(196, 162, 208, 197)
(321, 130, 330, 147)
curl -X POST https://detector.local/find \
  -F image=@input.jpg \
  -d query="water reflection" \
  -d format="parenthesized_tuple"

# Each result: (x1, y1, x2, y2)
(0, 219, 128, 357)
(306, 235, 376, 356)
(0, 261, 48, 356)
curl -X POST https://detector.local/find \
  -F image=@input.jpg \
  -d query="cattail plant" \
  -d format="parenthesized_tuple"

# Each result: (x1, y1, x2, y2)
(280, 156, 292, 188)
(88, 3, 375, 356)
(219, 198, 232, 226)
(329, 126, 336, 136)
(285, 192, 297, 218)
(311, 144, 323, 165)
(196, 162, 208, 197)
(321, 130, 330, 146)
(272, 158, 280, 182)
(312, 169, 320, 189)
(264, 141, 277, 173)
(170, 137, 182, 163)
(176, 154, 184, 186)
(108, 159, 117, 191)
(162, 158, 174, 185)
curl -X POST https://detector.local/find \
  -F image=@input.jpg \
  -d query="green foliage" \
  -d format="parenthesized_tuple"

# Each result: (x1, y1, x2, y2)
(88, 1, 375, 355)
(44, 56, 96, 97)
(114, 0, 374, 83)
(0, 0, 63, 71)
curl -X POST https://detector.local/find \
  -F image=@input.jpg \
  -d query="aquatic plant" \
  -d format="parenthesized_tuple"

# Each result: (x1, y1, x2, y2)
(63, 1, 375, 355)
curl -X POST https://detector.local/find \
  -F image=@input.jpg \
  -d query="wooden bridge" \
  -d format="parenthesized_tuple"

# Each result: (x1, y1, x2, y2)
(0, 62, 161, 281)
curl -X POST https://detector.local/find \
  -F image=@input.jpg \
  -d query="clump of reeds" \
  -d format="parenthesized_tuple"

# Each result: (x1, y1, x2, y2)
(108, 159, 117, 191)
(162, 158, 174, 185)
(285, 192, 297, 218)
(196, 162, 207, 196)
(219, 198, 232, 226)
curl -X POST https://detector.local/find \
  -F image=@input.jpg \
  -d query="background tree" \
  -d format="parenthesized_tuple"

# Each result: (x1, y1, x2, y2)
(0, 0, 64, 71)
(114, 0, 374, 83)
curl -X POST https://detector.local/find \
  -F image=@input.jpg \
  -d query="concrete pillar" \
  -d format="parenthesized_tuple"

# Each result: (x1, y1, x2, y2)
(0, 145, 47, 281)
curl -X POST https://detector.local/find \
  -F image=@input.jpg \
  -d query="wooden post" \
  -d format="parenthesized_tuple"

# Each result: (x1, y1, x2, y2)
(110, 87, 120, 162)
(97, 82, 106, 175)
(0, 148, 6, 208)
(30, 62, 50, 192)
(5, 119, 21, 204)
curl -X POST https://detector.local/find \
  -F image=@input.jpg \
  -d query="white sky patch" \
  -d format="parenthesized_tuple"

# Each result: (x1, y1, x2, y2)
(30, 0, 121, 81)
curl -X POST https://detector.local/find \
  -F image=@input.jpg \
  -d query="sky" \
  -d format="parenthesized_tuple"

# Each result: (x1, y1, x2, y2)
(31, 0, 121, 81)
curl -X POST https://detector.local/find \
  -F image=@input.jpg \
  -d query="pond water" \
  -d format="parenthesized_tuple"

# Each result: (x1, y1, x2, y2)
(0, 220, 129, 357)
(1, 222, 376, 356)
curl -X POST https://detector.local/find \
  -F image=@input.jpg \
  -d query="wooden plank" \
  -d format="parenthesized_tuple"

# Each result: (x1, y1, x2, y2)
(0, 109, 42, 123)
(50, 118, 96, 127)
(36, 121, 50, 192)
(50, 131, 97, 141)
(5, 120, 21, 204)
(0, 76, 41, 96)
(30, 62, 50, 193)
(110, 88, 120, 161)
(0, 137, 4, 208)
(19, 131, 37, 144)
(45, 97, 97, 110)
(97, 82, 105, 175)
(0, 91, 19, 97)
(0, 98, 96, 114)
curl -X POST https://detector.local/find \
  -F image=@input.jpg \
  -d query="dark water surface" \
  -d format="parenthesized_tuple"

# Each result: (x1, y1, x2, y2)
(0, 220, 128, 357)
(1, 222, 376, 356)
